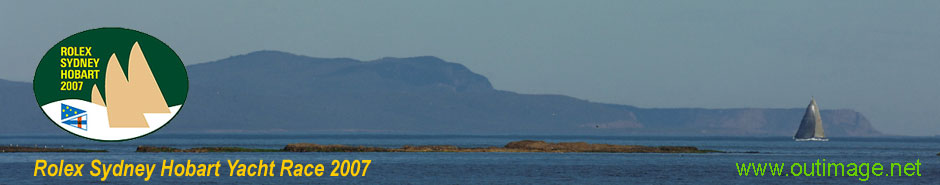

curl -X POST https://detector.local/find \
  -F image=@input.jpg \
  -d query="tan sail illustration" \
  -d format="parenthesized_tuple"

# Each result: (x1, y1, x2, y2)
(91, 84, 104, 106)
(90, 42, 170, 128)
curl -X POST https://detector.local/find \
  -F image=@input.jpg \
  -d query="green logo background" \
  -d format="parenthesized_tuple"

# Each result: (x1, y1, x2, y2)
(33, 27, 188, 141)
(33, 27, 188, 106)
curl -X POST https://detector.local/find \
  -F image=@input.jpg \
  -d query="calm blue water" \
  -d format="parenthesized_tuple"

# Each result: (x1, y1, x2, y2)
(1, 134, 938, 184)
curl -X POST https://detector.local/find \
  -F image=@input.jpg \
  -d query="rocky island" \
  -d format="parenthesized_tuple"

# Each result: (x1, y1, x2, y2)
(1, 146, 106, 153)
(137, 140, 719, 153)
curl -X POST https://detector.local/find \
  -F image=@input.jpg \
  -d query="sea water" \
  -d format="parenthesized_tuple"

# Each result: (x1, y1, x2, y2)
(1, 134, 937, 184)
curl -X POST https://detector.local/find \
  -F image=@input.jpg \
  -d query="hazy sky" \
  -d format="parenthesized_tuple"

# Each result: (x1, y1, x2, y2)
(3, 1, 939, 135)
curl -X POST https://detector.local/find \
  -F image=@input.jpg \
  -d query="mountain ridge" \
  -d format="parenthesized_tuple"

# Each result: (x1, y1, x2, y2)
(0, 51, 882, 136)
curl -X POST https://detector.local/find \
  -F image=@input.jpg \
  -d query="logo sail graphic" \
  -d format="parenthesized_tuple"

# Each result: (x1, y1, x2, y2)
(34, 28, 188, 141)
(90, 42, 170, 127)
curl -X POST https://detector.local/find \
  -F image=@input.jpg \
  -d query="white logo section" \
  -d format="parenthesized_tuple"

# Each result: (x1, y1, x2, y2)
(41, 99, 180, 140)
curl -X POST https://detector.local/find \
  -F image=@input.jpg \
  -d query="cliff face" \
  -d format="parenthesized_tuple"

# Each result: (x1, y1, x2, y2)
(0, 51, 884, 136)
(822, 109, 880, 136)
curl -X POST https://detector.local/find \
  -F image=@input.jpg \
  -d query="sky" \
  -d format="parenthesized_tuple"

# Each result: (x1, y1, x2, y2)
(2, 0, 939, 135)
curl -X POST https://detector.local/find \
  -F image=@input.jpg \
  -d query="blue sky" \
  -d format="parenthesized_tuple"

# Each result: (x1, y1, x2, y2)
(2, 0, 938, 135)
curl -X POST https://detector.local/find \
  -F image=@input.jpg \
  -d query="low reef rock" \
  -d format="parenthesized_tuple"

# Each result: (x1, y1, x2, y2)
(136, 146, 279, 153)
(137, 140, 721, 153)
(136, 140, 719, 153)
(283, 140, 718, 153)
(502, 140, 715, 153)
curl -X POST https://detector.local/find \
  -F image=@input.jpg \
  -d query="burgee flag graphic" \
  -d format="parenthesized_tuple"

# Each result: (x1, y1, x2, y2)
(61, 104, 88, 131)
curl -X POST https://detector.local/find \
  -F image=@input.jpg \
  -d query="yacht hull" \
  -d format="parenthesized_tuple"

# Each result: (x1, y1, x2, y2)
(794, 137, 828, 142)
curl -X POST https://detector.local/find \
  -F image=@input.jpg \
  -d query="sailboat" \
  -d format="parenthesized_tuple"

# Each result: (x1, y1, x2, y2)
(794, 97, 828, 141)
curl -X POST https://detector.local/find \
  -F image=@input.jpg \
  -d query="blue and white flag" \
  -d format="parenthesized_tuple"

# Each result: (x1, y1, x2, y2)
(61, 104, 88, 131)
